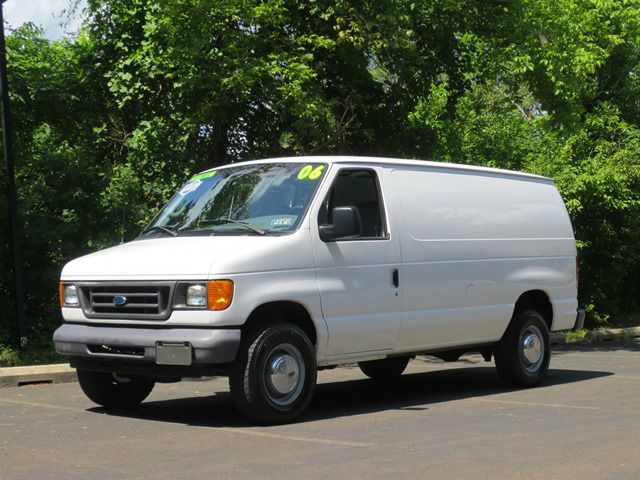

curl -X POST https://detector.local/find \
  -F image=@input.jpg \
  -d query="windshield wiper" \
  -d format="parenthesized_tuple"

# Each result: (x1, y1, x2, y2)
(139, 224, 179, 237)
(202, 217, 266, 235)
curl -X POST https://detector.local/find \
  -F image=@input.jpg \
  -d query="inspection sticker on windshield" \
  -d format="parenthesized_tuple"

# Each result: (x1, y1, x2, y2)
(190, 171, 217, 181)
(179, 180, 202, 196)
(297, 164, 325, 181)
(271, 218, 293, 226)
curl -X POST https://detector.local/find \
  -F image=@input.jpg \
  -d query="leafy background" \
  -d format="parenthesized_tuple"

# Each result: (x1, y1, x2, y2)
(2, 0, 640, 364)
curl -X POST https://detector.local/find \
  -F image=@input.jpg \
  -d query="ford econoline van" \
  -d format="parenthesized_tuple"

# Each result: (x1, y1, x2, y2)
(54, 156, 584, 423)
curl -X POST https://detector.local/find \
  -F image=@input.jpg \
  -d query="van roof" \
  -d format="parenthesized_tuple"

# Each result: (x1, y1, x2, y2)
(199, 156, 552, 183)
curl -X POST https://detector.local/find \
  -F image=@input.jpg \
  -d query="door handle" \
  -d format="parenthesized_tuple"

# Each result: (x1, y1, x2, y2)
(392, 268, 399, 288)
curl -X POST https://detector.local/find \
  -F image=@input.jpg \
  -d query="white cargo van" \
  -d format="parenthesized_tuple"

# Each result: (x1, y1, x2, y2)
(54, 156, 584, 423)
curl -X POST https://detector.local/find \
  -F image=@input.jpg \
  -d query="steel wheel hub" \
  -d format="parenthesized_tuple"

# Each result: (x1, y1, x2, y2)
(263, 343, 305, 408)
(267, 353, 300, 395)
(520, 325, 544, 373)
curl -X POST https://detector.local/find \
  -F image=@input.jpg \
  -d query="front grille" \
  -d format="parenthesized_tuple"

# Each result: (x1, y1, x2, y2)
(78, 282, 174, 320)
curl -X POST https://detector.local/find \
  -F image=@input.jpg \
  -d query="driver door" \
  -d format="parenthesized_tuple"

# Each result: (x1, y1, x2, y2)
(310, 166, 402, 357)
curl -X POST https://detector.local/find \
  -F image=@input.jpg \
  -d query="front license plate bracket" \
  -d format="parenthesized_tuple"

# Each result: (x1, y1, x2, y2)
(155, 342, 193, 366)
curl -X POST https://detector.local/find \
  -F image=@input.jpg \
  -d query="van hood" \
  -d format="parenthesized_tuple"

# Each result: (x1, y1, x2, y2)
(61, 236, 269, 280)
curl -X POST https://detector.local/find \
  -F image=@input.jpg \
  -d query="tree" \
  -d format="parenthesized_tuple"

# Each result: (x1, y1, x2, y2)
(4, 0, 640, 360)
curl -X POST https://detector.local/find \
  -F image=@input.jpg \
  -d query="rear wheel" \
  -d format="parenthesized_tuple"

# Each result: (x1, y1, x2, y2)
(229, 324, 317, 424)
(494, 310, 550, 387)
(358, 357, 410, 381)
(76, 370, 155, 409)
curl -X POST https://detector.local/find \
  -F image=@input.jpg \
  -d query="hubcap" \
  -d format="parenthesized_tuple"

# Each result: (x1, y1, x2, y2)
(268, 354, 300, 395)
(263, 343, 305, 408)
(520, 325, 544, 373)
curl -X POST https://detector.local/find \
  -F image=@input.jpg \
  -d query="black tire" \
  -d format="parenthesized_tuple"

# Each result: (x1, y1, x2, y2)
(358, 357, 410, 381)
(494, 310, 550, 387)
(76, 370, 155, 409)
(229, 324, 317, 424)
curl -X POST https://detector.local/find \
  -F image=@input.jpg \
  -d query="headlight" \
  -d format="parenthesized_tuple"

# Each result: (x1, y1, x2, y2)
(60, 283, 79, 307)
(174, 280, 235, 310)
(186, 284, 207, 307)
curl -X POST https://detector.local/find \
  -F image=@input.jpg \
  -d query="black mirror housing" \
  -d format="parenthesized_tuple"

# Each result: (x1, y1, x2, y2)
(319, 206, 362, 242)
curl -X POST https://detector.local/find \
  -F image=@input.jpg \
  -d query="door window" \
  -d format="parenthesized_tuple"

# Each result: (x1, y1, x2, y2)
(318, 169, 387, 239)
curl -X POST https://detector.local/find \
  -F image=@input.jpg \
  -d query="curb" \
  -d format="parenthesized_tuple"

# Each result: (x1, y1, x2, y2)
(584, 326, 640, 343)
(0, 364, 76, 388)
(550, 326, 640, 346)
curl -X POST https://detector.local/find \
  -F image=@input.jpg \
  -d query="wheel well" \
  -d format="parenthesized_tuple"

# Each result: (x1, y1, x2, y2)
(512, 290, 553, 329)
(243, 301, 317, 346)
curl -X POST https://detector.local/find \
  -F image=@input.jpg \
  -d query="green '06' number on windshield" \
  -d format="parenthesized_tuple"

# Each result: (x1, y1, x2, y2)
(297, 164, 325, 181)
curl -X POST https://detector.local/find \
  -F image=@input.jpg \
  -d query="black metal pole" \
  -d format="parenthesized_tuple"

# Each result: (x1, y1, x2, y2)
(0, 1, 27, 350)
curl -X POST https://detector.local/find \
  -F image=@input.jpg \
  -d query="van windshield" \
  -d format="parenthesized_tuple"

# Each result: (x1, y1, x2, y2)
(141, 162, 327, 237)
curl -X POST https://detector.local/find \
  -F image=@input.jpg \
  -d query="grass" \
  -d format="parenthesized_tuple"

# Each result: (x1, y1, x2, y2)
(564, 328, 589, 343)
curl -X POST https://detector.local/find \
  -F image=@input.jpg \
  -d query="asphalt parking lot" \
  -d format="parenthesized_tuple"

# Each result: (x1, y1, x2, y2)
(1, 341, 639, 480)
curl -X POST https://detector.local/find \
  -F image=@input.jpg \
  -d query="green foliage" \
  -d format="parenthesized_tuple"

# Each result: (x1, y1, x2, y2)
(0, 325, 61, 366)
(3, 0, 640, 359)
(529, 105, 640, 319)
(1, 24, 112, 352)
(564, 329, 588, 344)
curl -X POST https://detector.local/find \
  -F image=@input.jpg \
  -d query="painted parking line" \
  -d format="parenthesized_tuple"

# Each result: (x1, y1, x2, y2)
(467, 397, 599, 410)
(610, 374, 640, 381)
(215, 427, 373, 448)
(0, 397, 83, 413)
(0, 396, 373, 448)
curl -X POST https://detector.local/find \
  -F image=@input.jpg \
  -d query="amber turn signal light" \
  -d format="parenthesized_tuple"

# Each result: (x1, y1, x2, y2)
(207, 280, 234, 310)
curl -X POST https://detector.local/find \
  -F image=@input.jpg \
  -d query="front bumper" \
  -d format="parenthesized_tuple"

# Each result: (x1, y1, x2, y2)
(53, 323, 241, 370)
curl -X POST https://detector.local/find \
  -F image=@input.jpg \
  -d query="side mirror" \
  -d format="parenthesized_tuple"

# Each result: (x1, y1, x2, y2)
(319, 206, 362, 242)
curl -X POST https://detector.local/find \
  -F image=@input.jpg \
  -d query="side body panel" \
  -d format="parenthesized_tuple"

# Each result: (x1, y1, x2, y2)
(389, 166, 577, 353)
(212, 228, 329, 359)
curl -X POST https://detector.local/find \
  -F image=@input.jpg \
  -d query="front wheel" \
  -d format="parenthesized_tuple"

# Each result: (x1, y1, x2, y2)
(229, 324, 317, 424)
(494, 310, 550, 387)
(76, 370, 155, 409)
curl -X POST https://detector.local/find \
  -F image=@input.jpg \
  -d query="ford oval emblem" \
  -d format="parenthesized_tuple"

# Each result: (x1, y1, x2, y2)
(112, 295, 128, 306)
